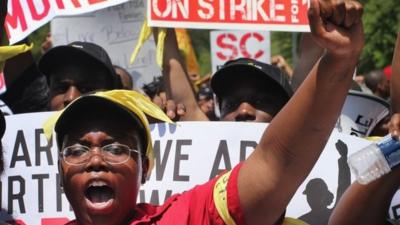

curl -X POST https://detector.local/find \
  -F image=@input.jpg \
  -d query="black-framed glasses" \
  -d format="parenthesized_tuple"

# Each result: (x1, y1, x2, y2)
(60, 143, 141, 166)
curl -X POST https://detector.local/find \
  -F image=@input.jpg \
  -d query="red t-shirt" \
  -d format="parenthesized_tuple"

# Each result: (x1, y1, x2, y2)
(65, 163, 245, 225)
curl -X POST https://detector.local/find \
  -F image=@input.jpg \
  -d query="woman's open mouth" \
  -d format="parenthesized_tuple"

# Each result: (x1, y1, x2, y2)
(84, 180, 115, 212)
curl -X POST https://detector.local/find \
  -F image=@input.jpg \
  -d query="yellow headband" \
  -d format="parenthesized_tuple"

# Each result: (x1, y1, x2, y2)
(43, 90, 173, 176)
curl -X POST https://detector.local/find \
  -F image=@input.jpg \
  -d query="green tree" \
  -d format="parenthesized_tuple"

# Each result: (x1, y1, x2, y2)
(188, 29, 211, 76)
(271, 32, 294, 66)
(29, 23, 50, 61)
(358, 0, 400, 73)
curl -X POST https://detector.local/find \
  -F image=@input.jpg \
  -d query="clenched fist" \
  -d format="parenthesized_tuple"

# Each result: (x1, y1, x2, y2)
(309, 0, 364, 58)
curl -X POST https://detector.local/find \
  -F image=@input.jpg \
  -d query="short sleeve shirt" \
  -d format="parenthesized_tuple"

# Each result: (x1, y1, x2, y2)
(65, 163, 246, 225)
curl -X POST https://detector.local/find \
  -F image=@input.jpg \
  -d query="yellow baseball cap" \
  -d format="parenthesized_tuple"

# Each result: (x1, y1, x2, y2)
(43, 90, 173, 176)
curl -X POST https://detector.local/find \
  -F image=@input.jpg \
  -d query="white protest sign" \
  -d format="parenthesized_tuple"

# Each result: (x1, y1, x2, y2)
(51, 0, 159, 89)
(5, 0, 130, 44)
(148, 0, 310, 32)
(2, 111, 397, 225)
(210, 30, 271, 74)
(337, 91, 390, 137)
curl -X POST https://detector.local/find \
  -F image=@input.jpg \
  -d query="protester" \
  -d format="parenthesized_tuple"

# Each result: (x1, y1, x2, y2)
(384, 65, 392, 81)
(0, 0, 49, 114)
(328, 32, 400, 225)
(141, 76, 186, 121)
(156, 28, 292, 122)
(114, 65, 134, 90)
(38, 41, 123, 110)
(354, 74, 374, 94)
(142, 76, 165, 100)
(0, 110, 10, 225)
(41, 32, 53, 54)
(2, 49, 50, 113)
(153, 28, 209, 121)
(197, 83, 218, 121)
(271, 55, 293, 80)
(44, 0, 364, 224)
(211, 58, 292, 122)
(364, 69, 390, 100)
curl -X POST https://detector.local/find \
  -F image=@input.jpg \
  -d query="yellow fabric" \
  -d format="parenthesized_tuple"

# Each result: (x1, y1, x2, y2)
(130, 18, 166, 69)
(130, 18, 152, 65)
(0, 44, 33, 71)
(175, 28, 200, 76)
(43, 90, 173, 177)
(155, 28, 167, 68)
(213, 171, 309, 225)
(283, 218, 309, 225)
(213, 170, 236, 225)
(364, 136, 383, 142)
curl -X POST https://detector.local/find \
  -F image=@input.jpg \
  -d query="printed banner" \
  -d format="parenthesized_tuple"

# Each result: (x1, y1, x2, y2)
(210, 30, 271, 74)
(51, 0, 160, 89)
(5, 0, 130, 44)
(2, 111, 398, 225)
(148, 0, 310, 32)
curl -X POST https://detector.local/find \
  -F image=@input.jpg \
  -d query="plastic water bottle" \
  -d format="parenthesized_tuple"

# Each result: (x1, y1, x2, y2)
(348, 134, 400, 185)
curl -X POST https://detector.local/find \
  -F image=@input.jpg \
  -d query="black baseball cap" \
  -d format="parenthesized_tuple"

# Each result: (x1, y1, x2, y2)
(38, 41, 122, 89)
(211, 58, 293, 100)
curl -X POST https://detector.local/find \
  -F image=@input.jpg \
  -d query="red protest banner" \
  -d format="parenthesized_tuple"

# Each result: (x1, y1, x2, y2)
(4, 0, 130, 44)
(148, 0, 310, 32)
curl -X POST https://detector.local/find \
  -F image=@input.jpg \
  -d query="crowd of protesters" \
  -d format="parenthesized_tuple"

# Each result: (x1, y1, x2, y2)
(0, 0, 399, 224)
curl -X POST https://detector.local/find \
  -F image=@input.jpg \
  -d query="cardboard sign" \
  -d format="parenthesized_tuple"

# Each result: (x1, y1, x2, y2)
(0, 111, 380, 224)
(5, 0, 130, 44)
(337, 91, 390, 137)
(210, 30, 271, 74)
(148, 0, 310, 32)
(51, 0, 160, 89)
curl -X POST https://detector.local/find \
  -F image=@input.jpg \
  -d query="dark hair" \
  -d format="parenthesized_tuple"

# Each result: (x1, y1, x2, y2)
(1, 64, 50, 113)
(365, 70, 385, 93)
(113, 65, 133, 90)
(197, 84, 213, 101)
(142, 76, 165, 99)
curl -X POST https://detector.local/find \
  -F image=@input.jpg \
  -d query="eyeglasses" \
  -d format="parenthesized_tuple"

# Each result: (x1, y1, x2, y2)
(60, 143, 141, 166)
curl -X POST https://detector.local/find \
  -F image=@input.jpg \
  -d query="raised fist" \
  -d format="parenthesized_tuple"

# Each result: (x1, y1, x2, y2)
(308, 0, 364, 57)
